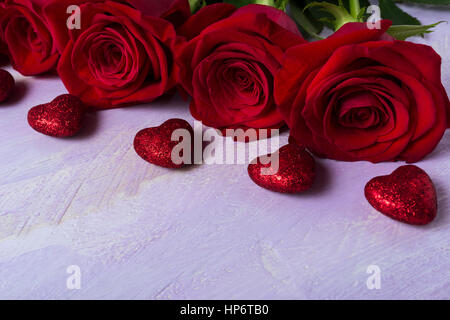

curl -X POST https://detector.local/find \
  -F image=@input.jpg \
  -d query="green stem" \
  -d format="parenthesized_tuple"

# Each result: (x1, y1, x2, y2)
(349, 0, 361, 19)
(254, 0, 276, 6)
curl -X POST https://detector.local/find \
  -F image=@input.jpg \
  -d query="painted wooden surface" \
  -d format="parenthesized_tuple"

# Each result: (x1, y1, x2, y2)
(0, 5, 449, 299)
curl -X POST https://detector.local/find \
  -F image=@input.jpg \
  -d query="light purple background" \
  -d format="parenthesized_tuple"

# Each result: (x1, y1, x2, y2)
(0, 4, 449, 299)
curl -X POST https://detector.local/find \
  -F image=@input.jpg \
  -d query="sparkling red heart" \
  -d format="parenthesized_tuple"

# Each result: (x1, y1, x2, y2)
(248, 143, 316, 194)
(134, 118, 194, 169)
(365, 165, 437, 225)
(28, 94, 85, 137)
(0, 69, 14, 103)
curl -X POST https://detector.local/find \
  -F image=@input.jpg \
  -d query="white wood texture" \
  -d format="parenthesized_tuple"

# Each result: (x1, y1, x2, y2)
(0, 5, 449, 299)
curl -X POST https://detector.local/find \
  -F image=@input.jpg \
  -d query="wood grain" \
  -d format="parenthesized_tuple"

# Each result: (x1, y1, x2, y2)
(0, 5, 449, 299)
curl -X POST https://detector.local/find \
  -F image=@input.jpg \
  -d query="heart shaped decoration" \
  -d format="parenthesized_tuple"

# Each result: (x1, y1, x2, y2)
(248, 143, 316, 193)
(28, 94, 85, 137)
(0, 69, 14, 103)
(134, 119, 194, 169)
(365, 165, 437, 225)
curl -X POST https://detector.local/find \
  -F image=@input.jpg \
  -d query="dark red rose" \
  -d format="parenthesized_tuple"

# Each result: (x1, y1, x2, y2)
(54, 1, 181, 109)
(177, 4, 306, 130)
(0, 0, 59, 75)
(43, 0, 190, 53)
(275, 21, 450, 163)
(125, 0, 190, 28)
(0, 3, 7, 56)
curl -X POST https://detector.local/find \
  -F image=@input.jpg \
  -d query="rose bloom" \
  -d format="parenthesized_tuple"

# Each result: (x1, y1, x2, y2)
(0, 2, 6, 55)
(0, 0, 59, 75)
(43, 0, 190, 53)
(275, 21, 450, 163)
(177, 4, 306, 130)
(49, 0, 185, 109)
(123, 0, 190, 28)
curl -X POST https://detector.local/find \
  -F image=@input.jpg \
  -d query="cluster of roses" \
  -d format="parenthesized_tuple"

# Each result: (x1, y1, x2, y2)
(1, 0, 449, 163)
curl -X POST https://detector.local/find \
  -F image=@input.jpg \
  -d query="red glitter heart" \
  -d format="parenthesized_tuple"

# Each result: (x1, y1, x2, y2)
(248, 143, 316, 193)
(134, 119, 194, 169)
(28, 94, 85, 137)
(365, 165, 437, 225)
(0, 69, 14, 103)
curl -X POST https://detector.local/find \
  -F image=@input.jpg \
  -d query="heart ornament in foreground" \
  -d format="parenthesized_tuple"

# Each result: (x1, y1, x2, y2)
(28, 94, 85, 137)
(0, 69, 15, 103)
(248, 143, 316, 194)
(365, 165, 437, 225)
(134, 118, 194, 169)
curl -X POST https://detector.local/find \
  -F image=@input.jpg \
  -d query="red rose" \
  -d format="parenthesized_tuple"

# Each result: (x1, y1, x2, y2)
(124, 0, 190, 28)
(0, 0, 59, 75)
(43, 0, 190, 53)
(54, 1, 182, 109)
(275, 21, 450, 163)
(177, 4, 306, 130)
(0, 3, 7, 55)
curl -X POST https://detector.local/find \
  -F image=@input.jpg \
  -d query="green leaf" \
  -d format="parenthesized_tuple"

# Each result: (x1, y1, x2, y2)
(189, 0, 206, 13)
(386, 22, 445, 40)
(396, 0, 450, 4)
(357, 7, 367, 20)
(379, 0, 421, 25)
(275, 0, 290, 10)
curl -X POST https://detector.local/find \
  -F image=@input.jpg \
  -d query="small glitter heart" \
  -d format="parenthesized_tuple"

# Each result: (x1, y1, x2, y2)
(134, 119, 194, 169)
(28, 94, 85, 137)
(0, 69, 14, 103)
(248, 143, 316, 193)
(365, 165, 437, 225)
